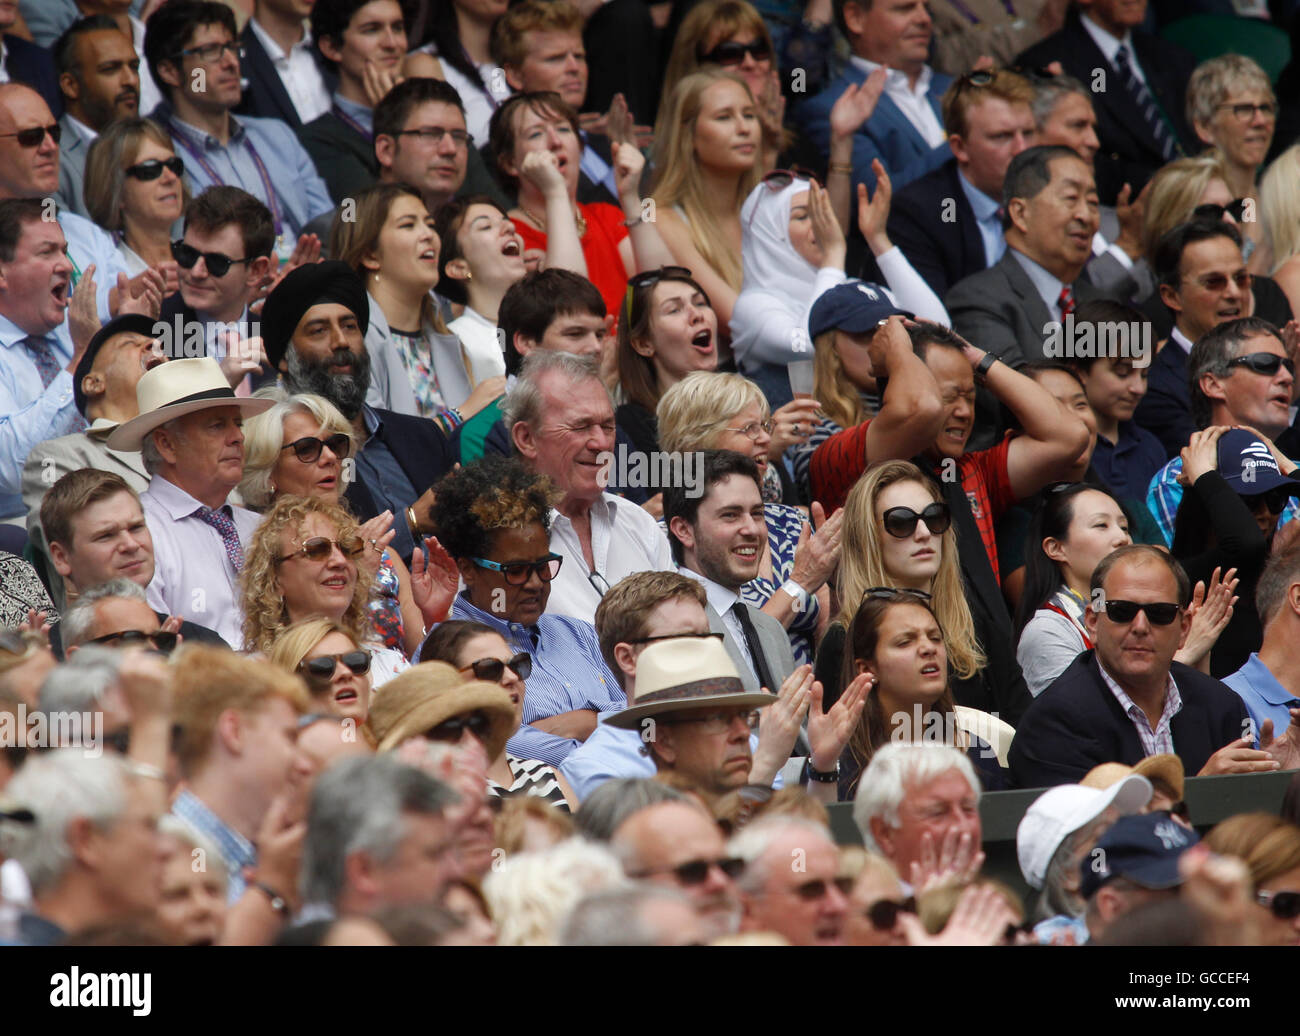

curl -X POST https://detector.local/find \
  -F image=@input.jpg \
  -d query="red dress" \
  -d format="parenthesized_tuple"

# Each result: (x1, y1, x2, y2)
(512, 201, 630, 320)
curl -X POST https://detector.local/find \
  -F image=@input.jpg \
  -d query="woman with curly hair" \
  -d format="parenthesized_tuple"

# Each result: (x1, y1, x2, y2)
(240, 495, 408, 686)
(426, 454, 625, 767)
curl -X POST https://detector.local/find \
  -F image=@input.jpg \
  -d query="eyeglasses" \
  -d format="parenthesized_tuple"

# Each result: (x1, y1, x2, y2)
(1181, 269, 1251, 293)
(1248, 487, 1293, 515)
(0, 123, 60, 147)
(276, 535, 366, 564)
(125, 156, 184, 181)
(425, 710, 491, 744)
(1101, 599, 1181, 625)
(298, 649, 371, 682)
(1228, 352, 1294, 377)
(588, 571, 611, 598)
(663, 708, 761, 734)
(628, 856, 746, 885)
(1215, 101, 1276, 122)
(1257, 889, 1300, 920)
(171, 240, 252, 278)
(87, 629, 179, 653)
(470, 553, 563, 585)
(698, 39, 771, 66)
(881, 502, 951, 539)
(177, 40, 244, 63)
(281, 433, 352, 463)
(459, 652, 532, 683)
(395, 126, 471, 147)
(1192, 198, 1249, 223)
(791, 876, 854, 901)
(862, 586, 934, 603)
(725, 418, 774, 441)
(866, 896, 917, 930)
(624, 631, 725, 646)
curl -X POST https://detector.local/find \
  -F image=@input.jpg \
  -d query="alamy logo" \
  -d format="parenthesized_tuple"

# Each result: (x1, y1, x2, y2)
(50, 968, 151, 1016)
(1041, 314, 1151, 367)
(0, 705, 103, 755)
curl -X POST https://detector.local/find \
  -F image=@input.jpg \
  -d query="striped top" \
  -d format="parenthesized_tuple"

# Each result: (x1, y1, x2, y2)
(488, 756, 571, 812)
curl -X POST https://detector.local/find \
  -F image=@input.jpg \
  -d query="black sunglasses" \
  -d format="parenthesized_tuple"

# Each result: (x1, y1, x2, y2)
(460, 652, 532, 684)
(1102, 599, 1181, 625)
(171, 239, 252, 278)
(1258, 889, 1300, 920)
(0, 123, 60, 147)
(276, 535, 366, 564)
(1192, 198, 1250, 223)
(1228, 352, 1295, 378)
(298, 649, 371, 682)
(281, 432, 352, 463)
(698, 38, 770, 65)
(792, 876, 854, 901)
(88, 629, 179, 653)
(881, 502, 951, 539)
(866, 896, 916, 930)
(125, 156, 184, 181)
(426, 710, 491, 743)
(1247, 486, 1293, 515)
(630, 856, 746, 885)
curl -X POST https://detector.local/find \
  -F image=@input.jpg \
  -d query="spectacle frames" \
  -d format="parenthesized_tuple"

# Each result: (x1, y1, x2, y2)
(792, 876, 854, 901)
(629, 856, 746, 885)
(1256, 889, 1300, 920)
(1247, 487, 1293, 515)
(624, 631, 725, 646)
(171, 240, 252, 278)
(1215, 101, 1276, 122)
(395, 126, 471, 147)
(588, 571, 611, 597)
(698, 39, 771, 66)
(725, 418, 774, 441)
(862, 586, 934, 603)
(1181, 269, 1251, 293)
(0, 123, 60, 147)
(881, 502, 951, 539)
(88, 629, 179, 653)
(177, 41, 244, 63)
(459, 652, 532, 684)
(866, 896, 917, 930)
(1192, 198, 1250, 223)
(425, 710, 491, 744)
(276, 535, 366, 564)
(281, 432, 352, 463)
(125, 156, 184, 181)
(1228, 352, 1294, 377)
(1101, 599, 1181, 625)
(470, 553, 563, 585)
(664, 708, 761, 734)
(299, 649, 371, 682)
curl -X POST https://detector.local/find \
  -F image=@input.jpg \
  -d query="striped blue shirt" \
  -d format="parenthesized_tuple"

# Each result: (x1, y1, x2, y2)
(171, 788, 255, 905)
(1146, 456, 1300, 546)
(441, 594, 625, 766)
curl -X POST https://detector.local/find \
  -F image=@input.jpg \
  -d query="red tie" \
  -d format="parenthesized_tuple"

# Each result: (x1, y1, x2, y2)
(1058, 285, 1076, 316)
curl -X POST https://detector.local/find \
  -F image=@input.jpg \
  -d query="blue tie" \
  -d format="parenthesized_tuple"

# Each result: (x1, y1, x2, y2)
(25, 335, 87, 432)
(1113, 45, 1178, 162)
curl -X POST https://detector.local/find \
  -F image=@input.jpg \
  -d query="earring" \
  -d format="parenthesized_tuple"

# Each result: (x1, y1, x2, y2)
(464, 270, 472, 280)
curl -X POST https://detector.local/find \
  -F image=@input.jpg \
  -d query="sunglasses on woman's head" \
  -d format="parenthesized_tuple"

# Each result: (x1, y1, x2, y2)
(125, 156, 184, 181)
(1101, 599, 1181, 625)
(1228, 351, 1294, 377)
(170, 239, 251, 278)
(281, 432, 352, 463)
(1257, 889, 1300, 920)
(0, 123, 60, 147)
(460, 652, 532, 684)
(761, 166, 821, 190)
(298, 649, 371, 682)
(277, 535, 365, 564)
(881, 502, 951, 538)
(866, 896, 916, 930)
(426, 710, 491, 744)
(698, 38, 770, 65)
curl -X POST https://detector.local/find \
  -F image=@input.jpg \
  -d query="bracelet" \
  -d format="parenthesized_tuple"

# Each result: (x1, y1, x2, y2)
(253, 882, 289, 917)
(974, 352, 998, 383)
(124, 760, 166, 782)
(805, 758, 840, 783)
(406, 505, 420, 538)
(828, 163, 853, 176)
(623, 214, 642, 228)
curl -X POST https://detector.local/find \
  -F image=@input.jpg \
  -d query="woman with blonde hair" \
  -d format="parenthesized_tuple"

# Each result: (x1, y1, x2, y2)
(1258, 143, 1300, 316)
(1141, 153, 1238, 264)
(1205, 813, 1300, 946)
(268, 617, 374, 724)
(651, 69, 764, 337)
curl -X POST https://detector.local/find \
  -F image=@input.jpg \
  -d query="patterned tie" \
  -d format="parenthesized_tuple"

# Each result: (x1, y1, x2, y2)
(196, 506, 245, 572)
(25, 335, 88, 432)
(1112, 45, 1178, 161)
(1057, 285, 1077, 317)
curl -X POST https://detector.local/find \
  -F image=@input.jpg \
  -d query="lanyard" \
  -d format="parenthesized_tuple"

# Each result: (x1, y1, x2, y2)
(946, 0, 1017, 24)
(331, 103, 372, 142)
(166, 118, 284, 239)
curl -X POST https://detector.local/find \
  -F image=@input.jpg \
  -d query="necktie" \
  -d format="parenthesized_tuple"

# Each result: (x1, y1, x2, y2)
(1058, 285, 1076, 317)
(196, 505, 245, 572)
(25, 335, 88, 432)
(1112, 45, 1178, 162)
(731, 601, 776, 693)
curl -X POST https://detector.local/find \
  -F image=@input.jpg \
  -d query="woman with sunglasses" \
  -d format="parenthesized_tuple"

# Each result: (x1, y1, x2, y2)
(815, 460, 1029, 725)
(240, 494, 409, 686)
(239, 393, 459, 659)
(1205, 813, 1300, 946)
(843, 850, 911, 946)
(269, 617, 374, 723)
(84, 118, 187, 293)
(420, 619, 579, 810)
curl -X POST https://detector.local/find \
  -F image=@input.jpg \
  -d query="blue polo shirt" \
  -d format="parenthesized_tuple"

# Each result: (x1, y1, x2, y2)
(1091, 420, 1166, 501)
(1223, 653, 1300, 746)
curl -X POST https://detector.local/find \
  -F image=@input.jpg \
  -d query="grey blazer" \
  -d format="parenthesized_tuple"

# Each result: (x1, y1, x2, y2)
(55, 114, 92, 220)
(706, 601, 796, 694)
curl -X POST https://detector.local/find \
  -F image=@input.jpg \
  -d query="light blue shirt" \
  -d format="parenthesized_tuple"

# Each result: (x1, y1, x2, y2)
(1223, 653, 1300, 747)
(332, 91, 373, 138)
(61, 210, 130, 320)
(957, 169, 1005, 268)
(579, 130, 617, 198)
(171, 788, 255, 905)
(1009, 247, 1067, 321)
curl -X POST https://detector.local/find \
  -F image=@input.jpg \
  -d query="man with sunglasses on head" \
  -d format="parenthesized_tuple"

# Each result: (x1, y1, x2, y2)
(1009, 545, 1280, 789)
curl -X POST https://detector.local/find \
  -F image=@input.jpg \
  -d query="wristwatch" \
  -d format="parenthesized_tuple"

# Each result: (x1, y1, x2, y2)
(805, 758, 840, 784)
(780, 578, 810, 613)
(254, 882, 289, 917)
(974, 352, 998, 383)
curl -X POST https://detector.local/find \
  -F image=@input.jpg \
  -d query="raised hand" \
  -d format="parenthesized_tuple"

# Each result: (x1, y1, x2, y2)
(411, 533, 460, 627)
(807, 670, 870, 771)
(790, 500, 845, 593)
(117, 266, 165, 320)
(1177, 425, 1228, 485)
(829, 67, 886, 141)
(900, 882, 1016, 946)
(1175, 566, 1237, 670)
(750, 664, 815, 785)
(807, 180, 846, 269)
(361, 58, 404, 108)
(768, 397, 822, 456)
(68, 263, 100, 362)
(1259, 708, 1300, 770)
(856, 159, 893, 254)
(612, 140, 646, 205)
(519, 149, 568, 197)
(1197, 735, 1281, 775)
(908, 826, 985, 895)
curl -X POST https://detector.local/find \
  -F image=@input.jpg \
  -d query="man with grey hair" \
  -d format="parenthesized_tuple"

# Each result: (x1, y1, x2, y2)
(852, 742, 984, 891)
(37, 643, 130, 752)
(728, 813, 848, 946)
(573, 777, 690, 841)
(559, 882, 706, 946)
(506, 349, 674, 623)
(299, 754, 461, 920)
(0, 750, 168, 944)
(58, 578, 175, 656)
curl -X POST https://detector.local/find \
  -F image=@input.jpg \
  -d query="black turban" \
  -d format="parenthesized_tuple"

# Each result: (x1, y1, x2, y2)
(260, 260, 370, 369)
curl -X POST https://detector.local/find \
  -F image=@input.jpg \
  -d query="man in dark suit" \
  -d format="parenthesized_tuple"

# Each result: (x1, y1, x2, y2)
(238, 0, 335, 129)
(2, 2, 62, 116)
(796, 0, 951, 193)
(1015, 0, 1198, 205)
(263, 260, 454, 565)
(1009, 545, 1286, 789)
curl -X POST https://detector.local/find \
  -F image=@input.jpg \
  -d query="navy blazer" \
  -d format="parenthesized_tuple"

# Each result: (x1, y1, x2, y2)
(888, 158, 986, 300)
(796, 61, 951, 193)
(1132, 337, 1191, 461)
(1016, 9, 1197, 204)
(6, 33, 61, 117)
(1008, 652, 1249, 789)
(237, 21, 335, 130)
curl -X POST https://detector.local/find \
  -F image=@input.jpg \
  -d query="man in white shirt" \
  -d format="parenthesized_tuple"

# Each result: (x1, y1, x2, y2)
(506, 349, 674, 624)
(240, 0, 333, 129)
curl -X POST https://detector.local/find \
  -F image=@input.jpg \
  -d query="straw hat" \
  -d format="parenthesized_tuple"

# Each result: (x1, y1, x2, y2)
(363, 662, 516, 758)
(605, 636, 776, 730)
(1081, 754, 1185, 802)
(106, 356, 274, 451)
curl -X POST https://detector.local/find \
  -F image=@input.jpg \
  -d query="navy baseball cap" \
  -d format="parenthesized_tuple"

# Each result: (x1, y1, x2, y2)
(808, 280, 910, 340)
(1216, 428, 1300, 497)
(73, 314, 160, 418)
(1079, 812, 1199, 900)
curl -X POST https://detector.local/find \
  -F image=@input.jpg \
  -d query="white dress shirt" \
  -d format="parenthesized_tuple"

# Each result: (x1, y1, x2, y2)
(544, 492, 675, 624)
(247, 17, 331, 125)
(848, 55, 946, 148)
(1010, 247, 1068, 322)
(129, 16, 164, 118)
(1079, 12, 1150, 88)
(141, 476, 261, 647)
(1169, 326, 1195, 354)
(677, 566, 758, 684)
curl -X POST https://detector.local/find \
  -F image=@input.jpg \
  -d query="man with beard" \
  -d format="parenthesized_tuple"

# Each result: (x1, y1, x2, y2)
(261, 260, 454, 562)
(52, 16, 141, 217)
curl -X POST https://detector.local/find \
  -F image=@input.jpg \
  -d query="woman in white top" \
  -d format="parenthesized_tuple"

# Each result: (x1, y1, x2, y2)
(406, 0, 513, 145)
